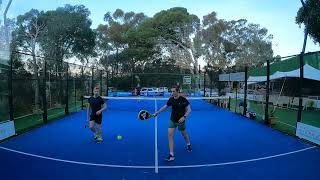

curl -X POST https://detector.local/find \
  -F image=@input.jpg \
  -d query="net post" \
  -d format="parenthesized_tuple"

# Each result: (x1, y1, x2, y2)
(81, 66, 84, 110)
(243, 66, 248, 116)
(65, 63, 69, 115)
(42, 59, 48, 123)
(228, 96, 231, 110)
(264, 59, 270, 124)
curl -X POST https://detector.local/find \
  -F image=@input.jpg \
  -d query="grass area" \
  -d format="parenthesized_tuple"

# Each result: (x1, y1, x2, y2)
(228, 98, 320, 135)
(14, 102, 82, 133)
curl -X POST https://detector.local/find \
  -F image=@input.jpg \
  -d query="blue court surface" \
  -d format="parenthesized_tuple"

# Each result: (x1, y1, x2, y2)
(1, 99, 319, 180)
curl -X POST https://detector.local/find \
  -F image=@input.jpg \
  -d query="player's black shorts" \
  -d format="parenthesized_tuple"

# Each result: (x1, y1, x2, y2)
(90, 115, 102, 124)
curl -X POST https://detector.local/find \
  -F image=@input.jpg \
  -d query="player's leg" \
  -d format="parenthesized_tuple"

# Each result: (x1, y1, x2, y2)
(95, 116, 103, 143)
(89, 119, 98, 140)
(166, 121, 176, 161)
(168, 128, 175, 154)
(180, 125, 192, 152)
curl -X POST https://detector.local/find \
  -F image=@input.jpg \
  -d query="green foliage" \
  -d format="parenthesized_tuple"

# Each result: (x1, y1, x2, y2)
(201, 16, 273, 69)
(40, 4, 96, 61)
(296, 0, 320, 44)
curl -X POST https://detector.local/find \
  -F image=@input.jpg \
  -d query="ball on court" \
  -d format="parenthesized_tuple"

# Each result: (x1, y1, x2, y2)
(117, 135, 122, 140)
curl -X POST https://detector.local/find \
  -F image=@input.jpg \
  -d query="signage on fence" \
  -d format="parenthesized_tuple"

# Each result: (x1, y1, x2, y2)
(183, 76, 192, 85)
(296, 122, 320, 145)
(0, 120, 15, 141)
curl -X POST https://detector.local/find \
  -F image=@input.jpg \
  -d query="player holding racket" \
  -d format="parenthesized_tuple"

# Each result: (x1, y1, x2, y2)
(87, 87, 107, 143)
(153, 87, 192, 162)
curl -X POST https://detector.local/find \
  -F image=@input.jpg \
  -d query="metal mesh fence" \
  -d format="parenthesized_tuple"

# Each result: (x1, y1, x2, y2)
(0, 66, 9, 122)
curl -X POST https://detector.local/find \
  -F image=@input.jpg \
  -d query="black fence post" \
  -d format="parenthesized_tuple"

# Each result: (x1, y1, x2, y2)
(264, 60, 270, 124)
(198, 64, 201, 90)
(228, 96, 231, 110)
(91, 67, 94, 95)
(43, 60, 48, 123)
(235, 87, 238, 113)
(218, 69, 222, 96)
(74, 77, 76, 111)
(203, 71, 206, 97)
(8, 54, 14, 121)
(243, 66, 248, 116)
(210, 71, 213, 102)
(81, 66, 84, 110)
(106, 71, 109, 96)
(65, 63, 69, 115)
(100, 70, 103, 95)
(297, 52, 304, 124)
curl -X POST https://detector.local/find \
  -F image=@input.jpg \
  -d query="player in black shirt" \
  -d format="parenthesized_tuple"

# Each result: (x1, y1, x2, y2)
(153, 87, 192, 162)
(87, 87, 107, 143)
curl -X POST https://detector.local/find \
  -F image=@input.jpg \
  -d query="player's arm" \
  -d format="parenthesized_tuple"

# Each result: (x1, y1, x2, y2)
(100, 103, 107, 112)
(184, 105, 192, 117)
(87, 103, 91, 120)
(97, 101, 107, 115)
(153, 105, 168, 116)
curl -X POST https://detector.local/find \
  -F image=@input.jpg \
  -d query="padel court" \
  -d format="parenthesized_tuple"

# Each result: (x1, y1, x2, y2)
(0, 98, 319, 180)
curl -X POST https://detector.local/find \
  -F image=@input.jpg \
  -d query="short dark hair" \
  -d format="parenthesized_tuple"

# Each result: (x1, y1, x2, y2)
(171, 87, 180, 92)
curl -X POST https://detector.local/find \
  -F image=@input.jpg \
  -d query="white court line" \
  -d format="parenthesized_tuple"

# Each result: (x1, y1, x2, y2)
(154, 99, 159, 173)
(277, 121, 296, 129)
(0, 146, 153, 168)
(0, 146, 316, 169)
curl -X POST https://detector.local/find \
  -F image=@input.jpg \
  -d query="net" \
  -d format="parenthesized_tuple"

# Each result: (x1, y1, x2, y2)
(83, 96, 229, 112)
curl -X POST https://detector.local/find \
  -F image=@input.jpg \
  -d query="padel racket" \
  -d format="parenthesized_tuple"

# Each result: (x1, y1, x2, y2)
(138, 110, 155, 120)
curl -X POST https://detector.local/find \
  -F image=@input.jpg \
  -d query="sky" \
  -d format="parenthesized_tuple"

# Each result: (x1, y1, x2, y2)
(1, 0, 319, 58)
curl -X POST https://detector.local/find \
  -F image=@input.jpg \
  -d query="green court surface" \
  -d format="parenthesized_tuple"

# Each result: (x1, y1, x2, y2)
(229, 99, 320, 135)
(13, 102, 82, 133)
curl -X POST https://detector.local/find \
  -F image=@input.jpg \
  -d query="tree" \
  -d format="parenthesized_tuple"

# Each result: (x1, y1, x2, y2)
(149, 7, 201, 73)
(97, 9, 148, 77)
(40, 5, 95, 61)
(200, 13, 273, 70)
(39, 4, 96, 103)
(16, 9, 46, 110)
(200, 12, 229, 69)
(273, 55, 282, 63)
(296, 0, 320, 44)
